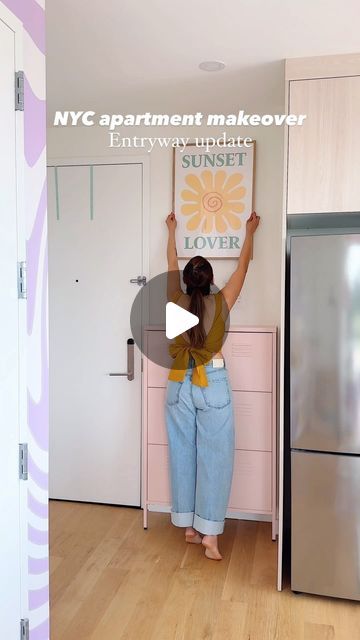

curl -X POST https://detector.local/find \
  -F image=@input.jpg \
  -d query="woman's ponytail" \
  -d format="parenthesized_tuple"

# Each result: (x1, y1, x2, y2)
(188, 287, 206, 348)
(183, 256, 213, 348)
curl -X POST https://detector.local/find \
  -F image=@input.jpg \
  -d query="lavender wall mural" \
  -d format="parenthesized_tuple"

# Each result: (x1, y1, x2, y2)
(2, 1, 48, 639)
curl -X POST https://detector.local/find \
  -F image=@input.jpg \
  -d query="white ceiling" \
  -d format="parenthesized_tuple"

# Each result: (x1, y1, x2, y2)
(46, 0, 360, 122)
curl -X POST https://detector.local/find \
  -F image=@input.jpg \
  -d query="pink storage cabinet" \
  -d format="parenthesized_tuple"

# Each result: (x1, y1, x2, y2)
(142, 326, 278, 539)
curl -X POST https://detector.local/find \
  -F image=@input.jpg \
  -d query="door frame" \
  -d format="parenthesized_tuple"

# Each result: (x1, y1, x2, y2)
(0, 0, 28, 624)
(46, 154, 150, 504)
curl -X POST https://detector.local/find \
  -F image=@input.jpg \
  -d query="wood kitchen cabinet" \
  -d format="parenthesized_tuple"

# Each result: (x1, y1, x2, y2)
(287, 75, 360, 214)
(142, 326, 278, 540)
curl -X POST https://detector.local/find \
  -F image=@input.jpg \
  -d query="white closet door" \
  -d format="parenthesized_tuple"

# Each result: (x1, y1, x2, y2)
(0, 15, 23, 637)
(48, 163, 143, 505)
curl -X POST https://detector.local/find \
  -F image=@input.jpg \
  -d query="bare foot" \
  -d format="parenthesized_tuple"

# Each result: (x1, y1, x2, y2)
(185, 527, 202, 544)
(202, 535, 222, 560)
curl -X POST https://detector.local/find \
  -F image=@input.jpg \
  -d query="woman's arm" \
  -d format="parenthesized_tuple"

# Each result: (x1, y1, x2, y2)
(221, 211, 260, 310)
(166, 212, 181, 301)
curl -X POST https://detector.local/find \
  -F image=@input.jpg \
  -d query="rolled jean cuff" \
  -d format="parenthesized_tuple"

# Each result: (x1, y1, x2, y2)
(171, 511, 194, 527)
(193, 513, 224, 535)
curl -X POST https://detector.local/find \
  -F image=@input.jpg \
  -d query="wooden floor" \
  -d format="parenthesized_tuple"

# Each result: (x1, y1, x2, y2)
(50, 501, 360, 640)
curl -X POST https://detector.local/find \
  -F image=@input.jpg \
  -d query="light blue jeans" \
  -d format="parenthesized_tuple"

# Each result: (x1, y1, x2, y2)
(165, 364, 235, 535)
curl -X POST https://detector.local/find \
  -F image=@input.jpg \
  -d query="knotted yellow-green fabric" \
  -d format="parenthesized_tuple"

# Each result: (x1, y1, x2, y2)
(168, 290, 225, 387)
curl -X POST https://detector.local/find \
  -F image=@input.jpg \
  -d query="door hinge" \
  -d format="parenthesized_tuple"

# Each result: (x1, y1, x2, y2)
(17, 261, 27, 299)
(19, 444, 28, 481)
(20, 618, 29, 640)
(15, 71, 24, 111)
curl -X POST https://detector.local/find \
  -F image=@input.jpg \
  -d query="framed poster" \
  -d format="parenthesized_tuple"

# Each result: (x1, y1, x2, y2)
(173, 141, 255, 258)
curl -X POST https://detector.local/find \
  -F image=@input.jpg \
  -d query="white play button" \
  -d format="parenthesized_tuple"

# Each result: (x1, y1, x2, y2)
(165, 302, 199, 340)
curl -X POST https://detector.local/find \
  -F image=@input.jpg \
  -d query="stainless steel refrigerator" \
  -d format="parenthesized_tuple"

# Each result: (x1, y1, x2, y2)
(290, 232, 360, 600)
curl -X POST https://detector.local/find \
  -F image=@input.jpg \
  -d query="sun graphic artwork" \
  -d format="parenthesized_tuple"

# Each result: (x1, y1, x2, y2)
(180, 170, 246, 233)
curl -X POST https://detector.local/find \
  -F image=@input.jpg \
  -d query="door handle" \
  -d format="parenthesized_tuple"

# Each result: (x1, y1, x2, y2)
(108, 339, 134, 381)
(130, 275, 146, 286)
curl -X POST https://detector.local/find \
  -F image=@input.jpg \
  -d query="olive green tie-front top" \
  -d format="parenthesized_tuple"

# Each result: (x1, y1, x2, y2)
(168, 290, 226, 387)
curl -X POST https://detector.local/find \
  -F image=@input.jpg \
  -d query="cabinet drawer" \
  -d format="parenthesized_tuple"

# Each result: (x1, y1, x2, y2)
(146, 330, 273, 391)
(228, 450, 271, 512)
(233, 391, 272, 451)
(148, 388, 167, 445)
(147, 446, 271, 512)
(148, 445, 171, 503)
(147, 383, 272, 451)
(146, 331, 172, 387)
(222, 332, 273, 392)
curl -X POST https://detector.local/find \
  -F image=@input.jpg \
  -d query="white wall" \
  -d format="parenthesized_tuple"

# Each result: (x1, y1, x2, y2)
(47, 123, 284, 327)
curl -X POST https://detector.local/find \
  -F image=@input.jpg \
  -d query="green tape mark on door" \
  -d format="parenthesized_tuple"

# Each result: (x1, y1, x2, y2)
(54, 166, 60, 220)
(90, 165, 94, 220)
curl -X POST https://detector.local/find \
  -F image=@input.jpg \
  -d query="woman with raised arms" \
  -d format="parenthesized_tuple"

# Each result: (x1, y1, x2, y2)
(165, 210, 260, 559)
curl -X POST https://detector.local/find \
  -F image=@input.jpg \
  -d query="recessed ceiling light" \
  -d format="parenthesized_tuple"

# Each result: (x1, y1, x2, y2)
(199, 60, 225, 72)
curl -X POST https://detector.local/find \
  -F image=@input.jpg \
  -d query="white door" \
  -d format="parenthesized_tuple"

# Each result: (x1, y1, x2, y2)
(0, 13, 26, 637)
(48, 162, 144, 505)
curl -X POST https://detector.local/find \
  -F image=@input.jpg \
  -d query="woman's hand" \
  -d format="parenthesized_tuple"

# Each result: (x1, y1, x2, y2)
(246, 211, 260, 236)
(166, 212, 177, 232)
